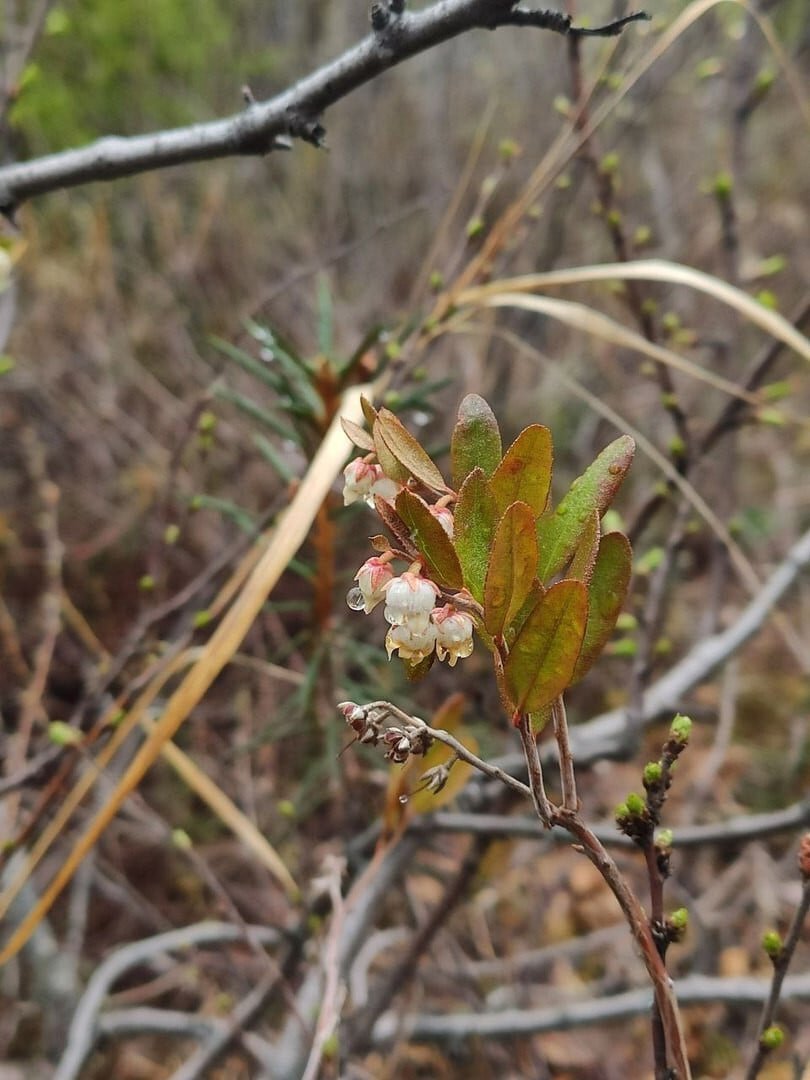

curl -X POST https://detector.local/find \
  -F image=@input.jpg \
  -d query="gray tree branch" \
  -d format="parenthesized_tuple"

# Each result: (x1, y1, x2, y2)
(0, 1, 646, 212)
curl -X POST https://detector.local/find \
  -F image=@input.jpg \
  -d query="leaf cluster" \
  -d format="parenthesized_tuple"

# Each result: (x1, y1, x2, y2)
(346, 395, 635, 725)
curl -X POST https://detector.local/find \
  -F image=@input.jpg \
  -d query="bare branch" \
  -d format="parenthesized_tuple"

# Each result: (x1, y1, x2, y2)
(0, 0, 646, 211)
(371, 973, 810, 1046)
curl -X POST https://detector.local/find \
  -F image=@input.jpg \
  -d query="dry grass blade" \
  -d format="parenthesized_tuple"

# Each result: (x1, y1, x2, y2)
(0, 383, 373, 965)
(460, 260, 810, 366)
(460, 291, 771, 411)
(155, 733, 300, 901)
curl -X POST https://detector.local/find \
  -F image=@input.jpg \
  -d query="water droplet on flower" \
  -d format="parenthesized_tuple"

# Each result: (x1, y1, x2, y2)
(346, 587, 366, 611)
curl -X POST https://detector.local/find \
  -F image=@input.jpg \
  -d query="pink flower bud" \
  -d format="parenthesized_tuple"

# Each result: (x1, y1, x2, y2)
(354, 557, 395, 613)
(383, 572, 440, 630)
(385, 620, 438, 663)
(342, 458, 383, 507)
(432, 604, 475, 666)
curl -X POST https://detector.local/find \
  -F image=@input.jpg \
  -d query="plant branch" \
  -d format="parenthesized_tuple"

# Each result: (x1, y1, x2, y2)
(0, 0, 646, 211)
(744, 872, 810, 1080)
(370, 972, 810, 1046)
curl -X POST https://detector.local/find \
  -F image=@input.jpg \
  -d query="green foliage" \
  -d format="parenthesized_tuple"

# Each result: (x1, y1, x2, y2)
(8, 0, 285, 152)
(348, 396, 634, 718)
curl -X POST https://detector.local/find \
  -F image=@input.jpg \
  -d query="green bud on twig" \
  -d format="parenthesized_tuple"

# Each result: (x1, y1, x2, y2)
(760, 1025, 784, 1050)
(643, 761, 663, 787)
(670, 714, 692, 744)
(762, 929, 783, 960)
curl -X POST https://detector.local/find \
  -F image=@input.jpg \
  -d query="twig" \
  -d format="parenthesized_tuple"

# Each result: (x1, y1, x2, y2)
(345, 833, 491, 1053)
(169, 970, 279, 1080)
(408, 799, 810, 849)
(744, 870, 810, 1080)
(517, 713, 554, 825)
(300, 856, 348, 1080)
(551, 696, 577, 810)
(97, 1007, 277, 1072)
(371, 701, 533, 802)
(0, 0, 646, 210)
(371, 972, 810, 1046)
(54, 922, 280, 1080)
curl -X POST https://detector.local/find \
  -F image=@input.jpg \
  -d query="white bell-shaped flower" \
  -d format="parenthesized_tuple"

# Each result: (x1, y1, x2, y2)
(354, 557, 395, 613)
(385, 620, 437, 664)
(383, 572, 440, 631)
(432, 604, 475, 666)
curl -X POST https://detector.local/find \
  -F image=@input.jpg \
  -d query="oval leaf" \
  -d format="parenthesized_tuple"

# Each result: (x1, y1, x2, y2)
(375, 408, 449, 494)
(395, 489, 463, 589)
(452, 468, 498, 603)
(504, 579, 588, 713)
(571, 532, 632, 684)
(567, 509, 600, 583)
(341, 417, 375, 452)
(451, 394, 502, 488)
(536, 435, 635, 582)
(490, 425, 552, 518)
(484, 502, 538, 637)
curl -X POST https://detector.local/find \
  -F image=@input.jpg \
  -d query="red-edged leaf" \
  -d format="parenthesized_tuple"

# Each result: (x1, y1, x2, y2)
(504, 579, 588, 713)
(374, 495, 418, 556)
(490, 425, 552, 518)
(451, 394, 502, 488)
(375, 408, 449, 494)
(567, 509, 600, 583)
(341, 417, 375, 452)
(483, 502, 538, 638)
(536, 435, 635, 582)
(571, 532, 632, 684)
(453, 468, 498, 603)
(395, 489, 463, 589)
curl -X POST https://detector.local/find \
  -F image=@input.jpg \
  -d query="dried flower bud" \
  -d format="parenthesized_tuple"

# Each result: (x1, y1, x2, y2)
(420, 761, 453, 794)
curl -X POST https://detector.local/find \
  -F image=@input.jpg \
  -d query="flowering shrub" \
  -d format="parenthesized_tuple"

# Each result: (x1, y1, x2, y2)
(343, 394, 634, 726)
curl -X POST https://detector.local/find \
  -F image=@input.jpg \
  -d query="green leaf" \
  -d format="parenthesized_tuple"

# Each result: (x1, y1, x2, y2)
(451, 394, 502, 489)
(571, 532, 632, 684)
(395, 489, 464, 589)
(567, 510, 600, 583)
(490, 424, 552, 517)
(536, 435, 635, 582)
(403, 652, 435, 681)
(483, 502, 538, 637)
(528, 703, 553, 735)
(504, 579, 588, 713)
(453, 469, 498, 603)
(375, 408, 449, 493)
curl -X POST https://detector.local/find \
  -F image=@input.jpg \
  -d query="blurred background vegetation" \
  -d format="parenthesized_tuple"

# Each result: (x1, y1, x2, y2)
(1, 0, 810, 1076)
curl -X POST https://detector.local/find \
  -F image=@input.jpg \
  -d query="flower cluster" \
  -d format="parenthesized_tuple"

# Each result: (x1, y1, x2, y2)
(351, 561, 475, 668)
